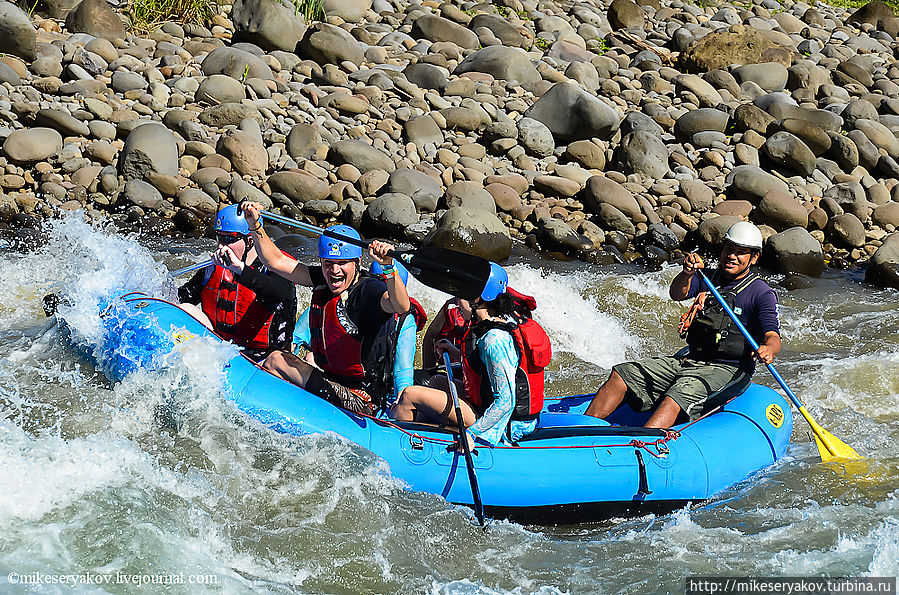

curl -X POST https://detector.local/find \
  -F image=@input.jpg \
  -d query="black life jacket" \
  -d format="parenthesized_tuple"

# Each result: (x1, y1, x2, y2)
(684, 271, 759, 363)
(461, 317, 551, 422)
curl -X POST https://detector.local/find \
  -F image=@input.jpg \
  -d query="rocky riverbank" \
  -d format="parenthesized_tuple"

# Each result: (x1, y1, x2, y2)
(1, 0, 899, 287)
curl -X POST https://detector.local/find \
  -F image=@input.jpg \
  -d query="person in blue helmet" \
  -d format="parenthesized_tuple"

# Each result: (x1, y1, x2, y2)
(392, 263, 552, 448)
(240, 202, 410, 415)
(178, 204, 297, 361)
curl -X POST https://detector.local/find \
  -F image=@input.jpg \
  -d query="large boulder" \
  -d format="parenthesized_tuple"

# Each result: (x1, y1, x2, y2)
(680, 25, 790, 73)
(231, 0, 306, 52)
(329, 140, 395, 173)
(848, 1, 899, 37)
(217, 130, 268, 177)
(453, 46, 540, 84)
(386, 168, 441, 212)
(766, 226, 824, 277)
(201, 47, 273, 80)
(362, 193, 418, 237)
(267, 171, 329, 204)
(299, 22, 364, 67)
(286, 123, 323, 160)
(608, 0, 644, 29)
(322, 0, 372, 22)
(828, 213, 866, 248)
(119, 123, 178, 180)
(583, 176, 641, 219)
(726, 165, 789, 204)
(444, 182, 496, 214)
(755, 190, 808, 231)
(618, 130, 669, 178)
(0, 2, 36, 60)
(762, 131, 816, 177)
(425, 207, 512, 262)
(65, 0, 125, 40)
(411, 14, 479, 50)
(524, 82, 621, 142)
(865, 232, 899, 289)
(673, 108, 729, 143)
(3, 128, 62, 163)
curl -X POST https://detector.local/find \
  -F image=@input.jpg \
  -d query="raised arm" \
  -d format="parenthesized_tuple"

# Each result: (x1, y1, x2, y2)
(670, 253, 704, 301)
(370, 240, 410, 315)
(242, 202, 313, 287)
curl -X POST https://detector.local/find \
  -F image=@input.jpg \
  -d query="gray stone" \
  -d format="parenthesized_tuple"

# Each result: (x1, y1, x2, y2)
(119, 122, 178, 180)
(584, 175, 641, 219)
(454, 45, 540, 84)
(697, 215, 743, 247)
(65, 0, 125, 40)
(425, 206, 512, 262)
(766, 226, 824, 277)
(828, 213, 866, 247)
(124, 179, 163, 210)
(618, 131, 669, 178)
(322, 0, 372, 21)
(218, 130, 268, 177)
(35, 109, 91, 137)
(3, 128, 62, 163)
(733, 62, 788, 92)
(299, 22, 365, 67)
(267, 171, 329, 204)
(286, 123, 322, 160)
(608, 0, 644, 29)
(329, 140, 395, 173)
(469, 14, 530, 48)
(726, 164, 789, 204)
(111, 71, 148, 94)
(620, 111, 664, 137)
(362, 193, 418, 236)
(539, 219, 590, 254)
(674, 108, 729, 143)
(854, 118, 899, 159)
(517, 117, 554, 158)
(196, 74, 246, 105)
(411, 14, 479, 50)
(387, 168, 441, 212)
(403, 63, 447, 91)
(404, 115, 443, 149)
(177, 188, 217, 214)
(229, 174, 273, 210)
(231, 0, 306, 52)
(201, 47, 273, 81)
(0, 2, 36, 60)
(303, 199, 340, 216)
(199, 103, 263, 127)
(756, 190, 809, 231)
(524, 82, 620, 142)
(762, 131, 816, 177)
(596, 203, 636, 236)
(866, 232, 899, 289)
(680, 179, 714, 212)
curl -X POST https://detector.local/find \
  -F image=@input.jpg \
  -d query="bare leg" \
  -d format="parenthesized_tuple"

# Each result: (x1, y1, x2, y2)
(427, 373, 464, 396)
(585, 370, 629, 418)
(263, 350, 316, 387)
(644, 396, 682, 428)
(392, 385, 477, 427)
(179, 303, 213, 330)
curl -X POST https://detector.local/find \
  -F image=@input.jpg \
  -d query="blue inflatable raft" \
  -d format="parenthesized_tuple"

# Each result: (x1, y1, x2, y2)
(71, 292, 793, 524)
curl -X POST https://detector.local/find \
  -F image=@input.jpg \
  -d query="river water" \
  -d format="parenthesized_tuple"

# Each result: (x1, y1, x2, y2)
(1, 215, 897, 594)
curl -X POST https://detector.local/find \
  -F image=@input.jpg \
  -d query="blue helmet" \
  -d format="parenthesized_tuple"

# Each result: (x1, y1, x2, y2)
(480, 262, 508, 301)
(213, 204, 250, 235)
(371, 260, 409, 285)
(318, 225, 364, 260)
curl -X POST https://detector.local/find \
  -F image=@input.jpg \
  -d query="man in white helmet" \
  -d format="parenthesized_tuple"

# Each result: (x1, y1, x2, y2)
(586, 221, 781, 428)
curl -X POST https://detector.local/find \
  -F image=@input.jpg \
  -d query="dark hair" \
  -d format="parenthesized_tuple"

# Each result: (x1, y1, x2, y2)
(483, 292, 531, 321)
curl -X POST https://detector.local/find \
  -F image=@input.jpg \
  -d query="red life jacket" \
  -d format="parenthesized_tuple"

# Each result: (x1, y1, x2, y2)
(409, 297, 428, 332)
(461, 317, 552, 422)
(308, 284, 367, 384)
(434, 300, 469, 358)
(200, 258, 288, 350)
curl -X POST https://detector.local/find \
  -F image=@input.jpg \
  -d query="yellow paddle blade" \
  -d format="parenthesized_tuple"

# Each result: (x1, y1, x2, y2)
(799, 406, 862, 462)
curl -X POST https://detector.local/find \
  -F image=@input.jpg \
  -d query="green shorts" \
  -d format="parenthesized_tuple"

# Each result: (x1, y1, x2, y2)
(613, 356, 751, 421)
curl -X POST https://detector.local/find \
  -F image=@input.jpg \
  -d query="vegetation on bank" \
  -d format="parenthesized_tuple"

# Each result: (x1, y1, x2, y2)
(126, 0, 324, 32)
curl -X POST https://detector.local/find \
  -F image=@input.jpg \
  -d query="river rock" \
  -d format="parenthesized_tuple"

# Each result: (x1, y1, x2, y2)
(119, 122, 178, 180)
(35, 109, 91, 137)
(517, 117, 554, 158)
(763, 132, 816, 177)
(124, 179, 163, 210)
(299, 22, 363, 67)
(680, 25, 789, 73)
(329, 140, 395, 173)
(196, 74, 246, 105)
(267, 171, 329, 204)
(469, 14, 530, 48)
(403, 63, 447, 91)
(766, 226, 824, 277)
(387, 168, 441, 212)
(540, 219, 590, 254)
(565, 140, 606, 170)
(865, 232, 899, 289)
(3, 128, 62, 163)
(681, 179, 714, 212)
(726, 165, 789, 204)
(674, 108, 729, 143)
(362, 193, 418, 237)
(828, 213, 866, 248)
(231, 0, 306, 52)
(854, 119, 899, 159)
(322, 0, 372, 21)
(584, 175, 640, 219)
(201, 47, 273, 80)
(608, 0, 644, 29)
(778, 119, 831, 156)
(0, 2, 36, 60)
(848, 1, 899, 37)
(425, 206, 512, 262)
(873, 203, 899, 228)
(454, 46, 540, 84)
(618, 131, 669, 178)
(596, 203, 635, 236)
(733, 62, 788, 93)
(218, 130, 268, 177)
(286, 123, 322, 160)
(411, 14, 479, 50)
(697, 216, 743, 247)
(229, 174, 273, 210)
(445, 182, 496, 214)
(524, 82, 620, 142)
(65, 0, 125, 40)
(756, 190, 808, 231)
(199, 103, 263, 127)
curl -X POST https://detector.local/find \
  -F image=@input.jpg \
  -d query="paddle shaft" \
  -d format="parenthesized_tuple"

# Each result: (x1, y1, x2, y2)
(170, 259, 213, 278)
(443, 351, 486, 527)
(257, 210, 399, 256)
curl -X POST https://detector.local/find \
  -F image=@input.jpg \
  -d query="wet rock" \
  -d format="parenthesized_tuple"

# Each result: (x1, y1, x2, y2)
(828, 213, 866, 248)
(454, 46, 540, 84)
(119, 122, 179, 180)
(0, 2, 36, 60)
(524, 82, 620, 142)
(387, 168, 441, 212)
(539, 219, 589, 254)
(865, 232, 899, 289)
(425, 206, 512, 262)
(766, 226, 824, 277)
(65, 0, 125, 40)
(3, 128, 62, 163)
(231, 0, 306, 52)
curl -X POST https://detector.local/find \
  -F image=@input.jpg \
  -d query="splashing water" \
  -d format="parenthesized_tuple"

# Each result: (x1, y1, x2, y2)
(0, 216, 896, 593)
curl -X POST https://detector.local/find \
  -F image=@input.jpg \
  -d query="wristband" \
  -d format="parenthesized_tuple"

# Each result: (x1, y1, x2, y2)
(251, 222, 263, 232)
(381, 264, 397, 277)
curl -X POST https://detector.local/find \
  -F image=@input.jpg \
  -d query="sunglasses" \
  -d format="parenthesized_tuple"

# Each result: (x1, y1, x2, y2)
(216, 233, 245, 245)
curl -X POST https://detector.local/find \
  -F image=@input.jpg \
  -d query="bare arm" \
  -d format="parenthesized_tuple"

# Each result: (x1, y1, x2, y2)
(242, 202, 313, 286)
(755, 331, 781, 364)
(670, 252, 704, 301)
(370, 240, 410, 315)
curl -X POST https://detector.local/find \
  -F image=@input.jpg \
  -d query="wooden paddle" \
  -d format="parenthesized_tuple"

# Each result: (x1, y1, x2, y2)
(698, 270, 862, 462)
(253, 209, 492, 300)
(443, 351, 486, 527)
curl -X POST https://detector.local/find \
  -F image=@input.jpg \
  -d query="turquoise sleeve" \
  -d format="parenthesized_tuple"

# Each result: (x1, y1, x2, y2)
(292, 306, 311, 353)
(392, 314, 416, 401)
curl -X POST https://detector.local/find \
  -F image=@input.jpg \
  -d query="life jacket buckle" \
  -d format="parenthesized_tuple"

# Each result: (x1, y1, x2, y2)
(410, 434, 424, 451)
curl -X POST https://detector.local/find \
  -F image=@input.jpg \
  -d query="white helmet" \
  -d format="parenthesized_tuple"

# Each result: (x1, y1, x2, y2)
(723, 221, 763, 251)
